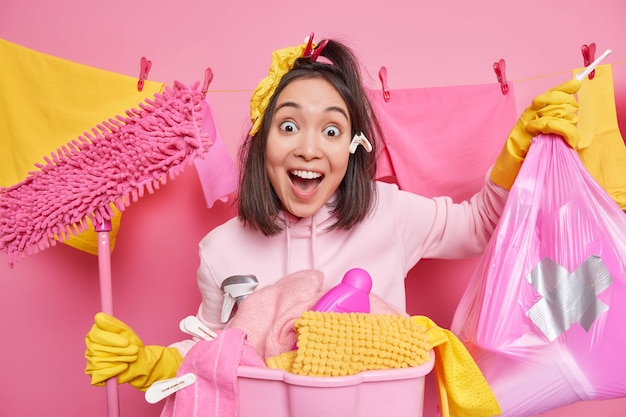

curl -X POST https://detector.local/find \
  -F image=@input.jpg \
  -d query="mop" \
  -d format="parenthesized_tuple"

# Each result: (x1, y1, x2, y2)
(0, 80, 211, 263)
(0, 80, 212, 417)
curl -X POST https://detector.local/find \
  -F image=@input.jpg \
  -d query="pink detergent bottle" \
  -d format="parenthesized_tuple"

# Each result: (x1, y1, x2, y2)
(311, 267, 372, 313)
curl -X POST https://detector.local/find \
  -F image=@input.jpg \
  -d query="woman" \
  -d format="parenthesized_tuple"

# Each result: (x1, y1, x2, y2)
(84, 35, 581, 390)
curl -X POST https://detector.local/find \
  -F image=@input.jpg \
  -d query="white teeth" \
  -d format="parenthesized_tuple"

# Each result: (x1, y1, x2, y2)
(290, 170, 322, 179)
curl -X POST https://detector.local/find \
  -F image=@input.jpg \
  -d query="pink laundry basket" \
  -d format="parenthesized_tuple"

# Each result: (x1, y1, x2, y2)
(237, 352, 434, 417)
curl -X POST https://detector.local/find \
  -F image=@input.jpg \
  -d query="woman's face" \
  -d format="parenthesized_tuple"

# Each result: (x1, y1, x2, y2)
(265, 77, 351, 219)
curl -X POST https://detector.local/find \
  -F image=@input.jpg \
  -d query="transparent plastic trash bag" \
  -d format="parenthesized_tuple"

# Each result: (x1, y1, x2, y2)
(451, 134, 626, 417)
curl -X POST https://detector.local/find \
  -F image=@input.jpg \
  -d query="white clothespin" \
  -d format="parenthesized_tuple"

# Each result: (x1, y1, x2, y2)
(145, 373, 196, 404)
(179, 315, 217, 340)
(349, 132, 372, 154)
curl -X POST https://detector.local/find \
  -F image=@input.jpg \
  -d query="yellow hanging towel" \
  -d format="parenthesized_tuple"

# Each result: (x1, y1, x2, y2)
(266, 312, 501, 417)
(572, 64, 626, 210)
(0, 38, 164, 254)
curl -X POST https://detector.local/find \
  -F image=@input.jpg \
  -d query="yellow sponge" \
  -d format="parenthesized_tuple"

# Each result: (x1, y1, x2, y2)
(267, 311, 431, 377)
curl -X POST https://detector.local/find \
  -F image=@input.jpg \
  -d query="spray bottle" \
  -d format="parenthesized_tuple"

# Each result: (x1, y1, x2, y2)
(220, 274, 259, 323)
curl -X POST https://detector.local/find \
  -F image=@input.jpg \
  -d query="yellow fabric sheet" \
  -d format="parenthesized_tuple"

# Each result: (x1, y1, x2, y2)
(0, 38, 164, 254)
(573, 64, 626, 210)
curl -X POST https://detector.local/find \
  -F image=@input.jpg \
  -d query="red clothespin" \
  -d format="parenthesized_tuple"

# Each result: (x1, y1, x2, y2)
(493, 59, 508, 95)
(302, 32, 328, 61)
(581, 43, 597, 80)
(309, 39, 329, 61)
(137, 56, 152, 92)
(379, 66, 390, 102)
(201, 67, 213, 99)
(303, 32, 315, 57)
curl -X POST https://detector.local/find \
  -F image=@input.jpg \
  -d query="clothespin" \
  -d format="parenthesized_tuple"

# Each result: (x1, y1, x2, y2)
(201, 67, 213, 99)
(575, 48, 613, 81)
(179, 315, 217, 340)
(303, 32, 315, 57)
(581, 43, 597, 80)
(349, 132, 373, 154)
(493, 59, 508, 95)
(379, 66, 390, 102)
(309, 39, 329, 61)
(302, 32, 328, 61)
(145, 373, 196, 404)
(137, 56, 152, 92)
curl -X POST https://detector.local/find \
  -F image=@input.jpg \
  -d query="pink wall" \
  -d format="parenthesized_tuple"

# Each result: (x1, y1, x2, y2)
(1, 1, 626, 416)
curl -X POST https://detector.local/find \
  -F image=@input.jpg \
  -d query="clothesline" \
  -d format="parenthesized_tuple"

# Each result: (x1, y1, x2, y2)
(515, 58, 626, 83)
(203, 59, 626, 94)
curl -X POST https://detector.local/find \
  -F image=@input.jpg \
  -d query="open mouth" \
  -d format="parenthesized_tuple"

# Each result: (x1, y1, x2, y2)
(289, 170, 323, 194)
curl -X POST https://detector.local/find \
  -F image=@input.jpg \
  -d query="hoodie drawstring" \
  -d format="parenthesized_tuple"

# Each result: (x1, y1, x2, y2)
(311, 218, 318, 271)
(284, 212, 319, 275)
(285, 225, 292, 275)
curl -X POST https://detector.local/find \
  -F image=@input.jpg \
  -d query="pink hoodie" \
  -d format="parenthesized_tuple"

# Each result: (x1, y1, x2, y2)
(187, 177, 507, 338)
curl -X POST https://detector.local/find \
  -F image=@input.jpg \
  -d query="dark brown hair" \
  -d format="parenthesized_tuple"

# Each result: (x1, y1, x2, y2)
(237, 39, 382, 236)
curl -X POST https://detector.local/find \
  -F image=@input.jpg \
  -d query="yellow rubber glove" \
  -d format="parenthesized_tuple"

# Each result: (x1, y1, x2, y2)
(490, 79, 581, 190)
(84, 312, 183, 391)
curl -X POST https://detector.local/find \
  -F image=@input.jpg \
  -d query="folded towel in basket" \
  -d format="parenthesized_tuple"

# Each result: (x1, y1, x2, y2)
(267, 312, 501, 417)
(227, 270, 405, 360)
(160, 328, 265, 417)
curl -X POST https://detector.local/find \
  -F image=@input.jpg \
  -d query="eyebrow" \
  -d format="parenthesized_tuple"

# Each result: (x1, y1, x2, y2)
(275, 101, 349, 122)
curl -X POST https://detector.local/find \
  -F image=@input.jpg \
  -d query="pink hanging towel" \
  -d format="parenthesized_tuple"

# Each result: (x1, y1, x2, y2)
(367, 82, 517, 201)
(452, 134, 626, 417)
(193, 97, 239, 208)
(366, 82, 517, 318)
(160, 328, 265, 417)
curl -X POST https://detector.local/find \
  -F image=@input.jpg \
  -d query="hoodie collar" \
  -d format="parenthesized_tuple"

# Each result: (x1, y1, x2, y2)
(281, 194, 338, 274)
(284, 200, 335, 237)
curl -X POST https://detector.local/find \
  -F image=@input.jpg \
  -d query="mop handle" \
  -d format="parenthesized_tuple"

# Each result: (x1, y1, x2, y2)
(96, 219, 121, 417)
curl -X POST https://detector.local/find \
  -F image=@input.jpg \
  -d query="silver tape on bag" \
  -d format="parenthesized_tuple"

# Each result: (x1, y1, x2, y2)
(526, 255, 613, 342)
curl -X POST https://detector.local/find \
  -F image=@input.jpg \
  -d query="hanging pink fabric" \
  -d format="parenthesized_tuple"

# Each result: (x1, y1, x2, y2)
(451, 134, 626, 417)
(367, 83, 517, 201)
(367, 82, 518, 330)
(193, 97, 239, 208)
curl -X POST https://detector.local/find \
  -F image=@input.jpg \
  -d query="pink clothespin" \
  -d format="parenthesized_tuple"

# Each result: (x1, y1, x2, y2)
(493, 59, 508, 95)
(581, 43, 597, 80)
(379, 66, 391, 102)
(137, 56, 152, 92)
(575, 48, 612, 81)
(201, 67, 213, 99)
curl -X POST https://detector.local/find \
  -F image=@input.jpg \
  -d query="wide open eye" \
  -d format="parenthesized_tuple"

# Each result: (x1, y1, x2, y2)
(279, 121, 298, 133)
(323, 125, 341, 137)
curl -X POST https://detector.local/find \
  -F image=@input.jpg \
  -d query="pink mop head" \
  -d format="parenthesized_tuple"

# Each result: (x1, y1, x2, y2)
(0, 81, 212, 266)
